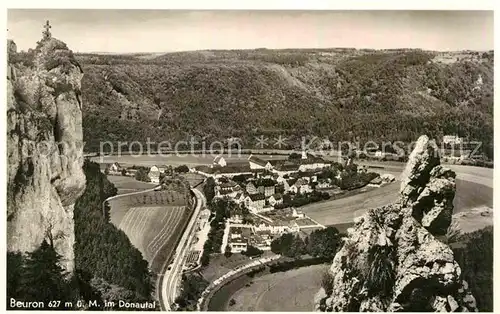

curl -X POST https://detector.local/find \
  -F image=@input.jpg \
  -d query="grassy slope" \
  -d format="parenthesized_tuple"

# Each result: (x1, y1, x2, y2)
(77, 49, 493, 154)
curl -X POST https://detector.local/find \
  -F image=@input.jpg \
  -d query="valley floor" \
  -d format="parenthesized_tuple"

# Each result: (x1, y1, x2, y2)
(210, 264, 328, 312)
(302, 179, 492, 227)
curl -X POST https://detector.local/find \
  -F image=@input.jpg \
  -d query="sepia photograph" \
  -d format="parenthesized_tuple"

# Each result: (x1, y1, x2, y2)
(5, 6, 494, 312)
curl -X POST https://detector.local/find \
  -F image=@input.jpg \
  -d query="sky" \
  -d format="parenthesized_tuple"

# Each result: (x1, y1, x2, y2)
(7, 10, 494, 53)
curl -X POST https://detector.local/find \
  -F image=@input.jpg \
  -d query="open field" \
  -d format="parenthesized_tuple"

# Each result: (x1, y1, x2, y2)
(453, 206, 493, 234)
(182, 172, 206, 187)
(109, 189, 193, 273)
(212, 264, 327, 311)
(107, 175, 157, 194)
(355, 160, 493, 188)
(302, 182, 399, 226)
(303, 179, 492, 227)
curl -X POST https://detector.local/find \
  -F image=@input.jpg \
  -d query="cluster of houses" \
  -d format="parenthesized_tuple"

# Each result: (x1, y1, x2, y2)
(100, 162, 138, 176)
(205, 152, 337, 213)
(100, 162, 173, 184)
(223, 208, 324, 253)
(198, 152, 335, 254)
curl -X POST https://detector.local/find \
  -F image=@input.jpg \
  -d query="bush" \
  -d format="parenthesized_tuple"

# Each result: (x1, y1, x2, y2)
(271, 233, 305, 258)
(321, 271, 334, 295)
(134, 168, 151, 182)
(281, 190, 331, 208)
(242, 245, 263, 257)
(175, 165, 189, 173)
(307, 227, 341, 259)
(200, 253, 210, 266)
(176, 273, 209, 310)
(203, 177, 216, 203)
(364, 245, 395, 297)
(268, 256, 330, 273)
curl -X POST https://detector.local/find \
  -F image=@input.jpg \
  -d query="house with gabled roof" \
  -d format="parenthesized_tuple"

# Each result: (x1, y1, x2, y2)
(289, 178, 312, 194)
(148, 165, 161, 184)
(316, 179, 332, 189)
(297, 152, 330, 171)
(268, 193, 283, 207)
(273, 160, 301, 176)
(246, 181, 258, 195)
(215, 178, 241, 198)
(101, 162, 122, 174)
(109, 162, 121, 173)
(244, 193, 266, 211)
(256, 184, 275, 197)
(248, 155, 273, 170)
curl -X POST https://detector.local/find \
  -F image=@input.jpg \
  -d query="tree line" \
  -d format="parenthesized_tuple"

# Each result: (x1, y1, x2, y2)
(271, 226, 342, 260)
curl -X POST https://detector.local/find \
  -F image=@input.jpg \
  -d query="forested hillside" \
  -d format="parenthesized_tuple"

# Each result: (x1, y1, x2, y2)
(77, 49, 493, 157)
(73, 160, 154, 306)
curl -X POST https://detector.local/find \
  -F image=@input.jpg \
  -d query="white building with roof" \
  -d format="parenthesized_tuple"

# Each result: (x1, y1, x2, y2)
(213, 155, 227, 167)
(148, 166, 161, 183)
(443, 135, 463, 145)
(248, 155, 273, 170)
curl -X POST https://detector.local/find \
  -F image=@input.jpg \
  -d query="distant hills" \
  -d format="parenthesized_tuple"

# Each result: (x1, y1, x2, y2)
(76, 48, 493, 157)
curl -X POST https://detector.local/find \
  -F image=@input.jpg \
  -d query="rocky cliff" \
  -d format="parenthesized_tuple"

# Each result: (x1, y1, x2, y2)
(315, 135, 477, 312)
(7, 37, 86, 272)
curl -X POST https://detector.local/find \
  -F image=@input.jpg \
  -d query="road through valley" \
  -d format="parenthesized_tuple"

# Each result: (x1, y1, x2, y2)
(159, 188, 206, 311)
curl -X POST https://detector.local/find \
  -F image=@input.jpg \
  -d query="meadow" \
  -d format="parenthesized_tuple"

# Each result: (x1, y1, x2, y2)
(211, 264, 327, 311)
(107, 175, 157, 194)
(108, 189, 193, 273)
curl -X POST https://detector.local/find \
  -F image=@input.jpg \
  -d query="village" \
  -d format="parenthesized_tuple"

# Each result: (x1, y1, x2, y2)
(191, 151, 395, 255)
(99, 151, 396, 256)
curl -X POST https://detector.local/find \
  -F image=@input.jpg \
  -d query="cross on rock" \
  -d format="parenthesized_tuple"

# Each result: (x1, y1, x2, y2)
(42, 20, 52, 40)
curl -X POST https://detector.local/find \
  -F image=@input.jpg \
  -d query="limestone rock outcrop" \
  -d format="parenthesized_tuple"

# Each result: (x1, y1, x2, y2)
(315, 135, 477, 312)
(7, 37, 86, 272)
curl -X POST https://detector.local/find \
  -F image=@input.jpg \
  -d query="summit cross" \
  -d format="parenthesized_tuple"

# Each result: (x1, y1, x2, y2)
(42, 20, 52, 39)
